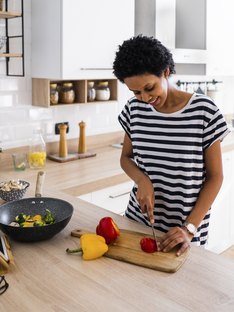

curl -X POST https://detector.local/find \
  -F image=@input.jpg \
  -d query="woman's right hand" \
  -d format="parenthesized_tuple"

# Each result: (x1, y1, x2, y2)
(120, 133, 155, 223)
(136, 176, 155, 223)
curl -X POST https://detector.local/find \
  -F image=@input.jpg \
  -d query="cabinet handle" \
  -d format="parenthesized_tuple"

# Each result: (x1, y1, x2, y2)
(80, 68, 113, 70)
(109, 191, 130, 199)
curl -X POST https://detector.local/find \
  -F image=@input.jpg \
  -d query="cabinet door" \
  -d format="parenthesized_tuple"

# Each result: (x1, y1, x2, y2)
(78, 181, 133, 215)
(32, 0, 134, 79)
(206, 0, 234, 75)
(62, 0, 134, 78)
(206, 151, 233, 253)
(31, 0, 62, 78)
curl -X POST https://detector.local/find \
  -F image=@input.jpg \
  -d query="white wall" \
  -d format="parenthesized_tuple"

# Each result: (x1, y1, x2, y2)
(0, 0, 233, 149)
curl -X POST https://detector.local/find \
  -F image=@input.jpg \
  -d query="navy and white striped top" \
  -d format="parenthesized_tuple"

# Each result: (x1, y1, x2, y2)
(118, 93, 230, 246)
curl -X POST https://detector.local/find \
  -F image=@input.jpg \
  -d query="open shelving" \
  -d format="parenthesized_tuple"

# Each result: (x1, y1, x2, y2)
(0, 0, 24, 76)
(32, 78, 118, 107)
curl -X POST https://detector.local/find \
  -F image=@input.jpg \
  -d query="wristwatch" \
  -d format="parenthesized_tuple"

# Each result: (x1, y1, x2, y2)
(183, 222, 197, 235)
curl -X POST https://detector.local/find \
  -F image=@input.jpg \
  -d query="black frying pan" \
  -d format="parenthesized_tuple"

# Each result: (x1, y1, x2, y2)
(0, 172, 73, 242)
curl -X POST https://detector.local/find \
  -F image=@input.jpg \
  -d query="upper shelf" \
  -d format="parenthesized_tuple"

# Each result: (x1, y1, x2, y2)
(0, 11, 22, 18)
(0, 53, 22, 57)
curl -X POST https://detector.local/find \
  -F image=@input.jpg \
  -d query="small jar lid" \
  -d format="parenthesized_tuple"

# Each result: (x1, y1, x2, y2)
(97, 81, 109, 87)
(50, 83, 57, 88)
(62, 82, 73, 88)
(88, 81, 95, 88)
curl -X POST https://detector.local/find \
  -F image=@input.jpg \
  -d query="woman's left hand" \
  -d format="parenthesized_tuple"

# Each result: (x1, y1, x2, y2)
(158, 227, 193, 256)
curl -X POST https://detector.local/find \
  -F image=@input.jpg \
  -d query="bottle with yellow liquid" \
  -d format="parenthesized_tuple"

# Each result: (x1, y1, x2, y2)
(28, 128, 46, 169)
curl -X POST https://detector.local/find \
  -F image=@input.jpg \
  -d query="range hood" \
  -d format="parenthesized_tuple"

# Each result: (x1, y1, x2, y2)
(135, 0, 207, 69)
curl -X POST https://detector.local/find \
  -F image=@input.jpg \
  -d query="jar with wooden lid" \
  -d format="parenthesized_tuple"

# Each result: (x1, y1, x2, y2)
(50, 83, 59, 105)
(59, 82, 75, 104)
(87, 81, 96, 102)
(95, 81, 110, 101)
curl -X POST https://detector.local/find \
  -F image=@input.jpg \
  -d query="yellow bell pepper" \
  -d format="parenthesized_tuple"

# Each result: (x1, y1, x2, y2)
(66, 233, 108, 260)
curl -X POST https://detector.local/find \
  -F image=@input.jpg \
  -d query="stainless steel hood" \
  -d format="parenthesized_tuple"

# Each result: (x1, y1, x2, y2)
(135, 0, 207, 67)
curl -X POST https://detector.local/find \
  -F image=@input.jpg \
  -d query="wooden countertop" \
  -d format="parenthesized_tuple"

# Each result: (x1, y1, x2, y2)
(1, 131, 234, 311)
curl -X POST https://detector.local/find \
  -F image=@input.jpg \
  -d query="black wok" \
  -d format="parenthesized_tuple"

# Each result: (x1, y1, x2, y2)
(0, 172, 74, 242)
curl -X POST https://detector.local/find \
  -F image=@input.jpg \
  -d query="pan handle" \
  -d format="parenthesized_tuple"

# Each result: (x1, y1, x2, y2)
(35, 171, 46, 197)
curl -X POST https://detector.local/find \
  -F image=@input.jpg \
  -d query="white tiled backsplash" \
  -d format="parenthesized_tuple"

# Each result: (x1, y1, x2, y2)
(0, 0, 234, 149)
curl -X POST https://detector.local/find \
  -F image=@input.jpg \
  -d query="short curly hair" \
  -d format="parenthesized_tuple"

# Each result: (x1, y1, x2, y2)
(113, 35, 175, 82)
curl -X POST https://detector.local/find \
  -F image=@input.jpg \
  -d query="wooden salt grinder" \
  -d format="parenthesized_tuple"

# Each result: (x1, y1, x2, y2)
(78, 121, 86, 154)
(58, 123, 68, 158)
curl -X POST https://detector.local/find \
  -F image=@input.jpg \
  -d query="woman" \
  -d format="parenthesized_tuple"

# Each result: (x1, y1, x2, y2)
(113, 35, 230, 256)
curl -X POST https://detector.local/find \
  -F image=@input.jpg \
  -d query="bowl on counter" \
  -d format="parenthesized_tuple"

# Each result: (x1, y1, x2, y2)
(0, 180, 30, 202)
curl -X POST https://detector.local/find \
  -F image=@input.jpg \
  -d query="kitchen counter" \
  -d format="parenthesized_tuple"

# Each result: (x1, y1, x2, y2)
(1, 131, 234, 311)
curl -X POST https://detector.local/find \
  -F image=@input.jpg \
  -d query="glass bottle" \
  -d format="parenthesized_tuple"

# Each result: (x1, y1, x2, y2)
(50, 83, 59, 105)
(28, 129, 46, 169)
(95, 81, 110, 101)
(59, 82, 75, 104)
(87, 81, 96, 102)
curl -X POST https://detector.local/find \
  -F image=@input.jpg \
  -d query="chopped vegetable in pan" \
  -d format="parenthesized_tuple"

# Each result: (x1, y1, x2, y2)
(9, 209, 56, 227)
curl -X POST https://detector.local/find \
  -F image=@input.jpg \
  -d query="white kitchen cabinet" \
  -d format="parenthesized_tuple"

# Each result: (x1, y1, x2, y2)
(206, 0, 234, 76)
(78, 181, 134, 216)
(31, 0, 134, 79)
(135, 0, 207, 67)
(206, 151, 234, 254)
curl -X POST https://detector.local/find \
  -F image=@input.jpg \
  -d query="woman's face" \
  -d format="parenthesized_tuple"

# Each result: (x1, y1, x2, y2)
(124, 71, 169, 110)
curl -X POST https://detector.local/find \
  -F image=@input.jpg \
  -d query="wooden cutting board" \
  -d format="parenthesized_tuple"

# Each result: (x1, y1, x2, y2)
(71, 229, 189, 273)
(48, 151, 96, 163)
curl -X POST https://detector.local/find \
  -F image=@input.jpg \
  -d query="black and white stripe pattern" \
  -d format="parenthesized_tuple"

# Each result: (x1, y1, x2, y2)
(119, 93, 230, 246)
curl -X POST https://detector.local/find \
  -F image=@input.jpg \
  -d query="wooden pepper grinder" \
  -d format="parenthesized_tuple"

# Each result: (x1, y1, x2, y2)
(58, 123, 68, 158)
(78, 121, 86, 154)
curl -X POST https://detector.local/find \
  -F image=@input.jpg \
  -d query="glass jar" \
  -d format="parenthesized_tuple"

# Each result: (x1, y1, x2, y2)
(95, 81, 110, 101)
(59, 82, 75, 104)
(50, 83, 59, 105)
(0, 0, 4, 11)
(28, 129, 46, 169)
(87, 81, 96, 102)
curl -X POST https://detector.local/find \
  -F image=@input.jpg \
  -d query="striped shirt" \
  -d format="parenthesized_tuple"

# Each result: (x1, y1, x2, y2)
(118, 93, 230, 246)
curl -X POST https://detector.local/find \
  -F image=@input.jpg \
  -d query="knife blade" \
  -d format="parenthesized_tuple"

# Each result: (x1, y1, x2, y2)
(147, 211, 158, 249)
(150, 223, 158, 249)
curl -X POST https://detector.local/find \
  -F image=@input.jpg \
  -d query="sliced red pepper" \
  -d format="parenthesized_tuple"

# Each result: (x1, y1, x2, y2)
(140, 237, 158, 253)
(96, 217, 120, 244)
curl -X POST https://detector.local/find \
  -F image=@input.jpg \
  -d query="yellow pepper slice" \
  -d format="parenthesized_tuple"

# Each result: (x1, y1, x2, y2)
(66, 233, 108, 260)
(21, 221, 34, 227)
(32, 214, 42, 222)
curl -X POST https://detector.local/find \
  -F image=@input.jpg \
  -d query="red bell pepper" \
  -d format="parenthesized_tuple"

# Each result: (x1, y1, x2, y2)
(96, 217, 120, 244)
(140, 237, 158, 253)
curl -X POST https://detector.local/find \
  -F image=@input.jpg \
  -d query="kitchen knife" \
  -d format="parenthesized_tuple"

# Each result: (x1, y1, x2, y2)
(147, 211, 158, 249)
(150, 223, 158, 249)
